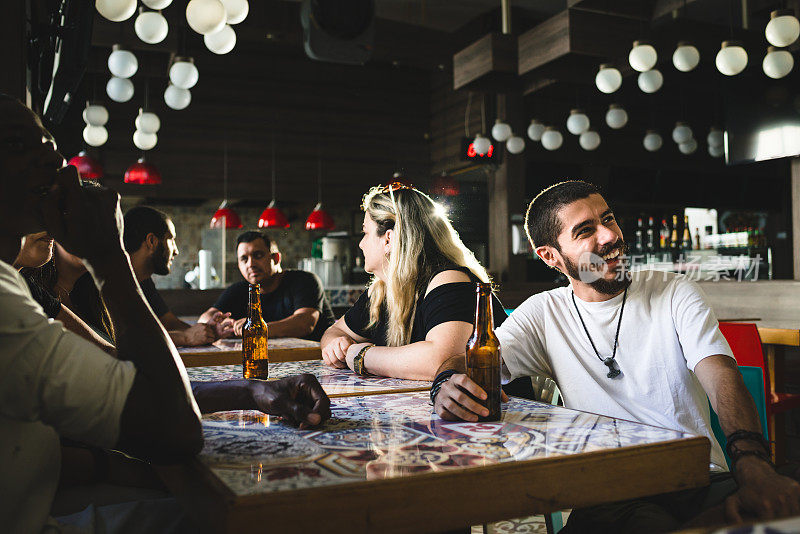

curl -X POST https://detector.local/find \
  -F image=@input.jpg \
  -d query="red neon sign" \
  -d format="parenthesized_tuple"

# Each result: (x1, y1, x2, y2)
(467, 142, 494, 158)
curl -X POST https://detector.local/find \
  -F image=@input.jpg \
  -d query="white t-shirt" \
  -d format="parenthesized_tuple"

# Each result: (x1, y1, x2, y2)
(0, 260, 136, 534)
(498, 271, 733, 470)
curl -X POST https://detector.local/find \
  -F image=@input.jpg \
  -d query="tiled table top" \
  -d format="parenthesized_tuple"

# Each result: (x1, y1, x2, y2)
(178, 337, 321, 366)
(187, 360, 432, 398)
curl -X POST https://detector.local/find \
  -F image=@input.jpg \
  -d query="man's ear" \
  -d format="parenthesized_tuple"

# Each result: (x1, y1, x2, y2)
(271, 251, 281, 266)
(144, 233, 159, 252)
(535, 245, 560, 269)
(382, 228, 393, 255)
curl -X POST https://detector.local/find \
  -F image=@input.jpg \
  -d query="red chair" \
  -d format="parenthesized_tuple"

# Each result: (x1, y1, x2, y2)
(718, 322, 800, 462)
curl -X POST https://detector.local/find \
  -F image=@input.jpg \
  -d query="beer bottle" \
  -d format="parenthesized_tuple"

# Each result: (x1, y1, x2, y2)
(465, 282, 501, 421)
(243, 283, 269, 379)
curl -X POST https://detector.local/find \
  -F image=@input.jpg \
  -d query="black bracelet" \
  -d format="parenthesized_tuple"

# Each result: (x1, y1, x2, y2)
(725, 430, 774, 473)
(430, 369, 458, 404)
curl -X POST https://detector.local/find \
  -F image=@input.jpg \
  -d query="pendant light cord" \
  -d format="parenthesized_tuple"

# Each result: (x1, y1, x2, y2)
(464, 92, 472, 137)
(271, 133, 277, 201)
(317, 159, 322, 204)
(223, 142, 228, 201)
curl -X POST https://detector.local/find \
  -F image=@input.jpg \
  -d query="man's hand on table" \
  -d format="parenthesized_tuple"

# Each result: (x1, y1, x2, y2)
(249, 374, 331, 429)
(321, 335, 355, 369)
(725, 458, 800, 522)
(433, 373, 508, 422)
(232, 317, 248, 337)
(181, 322, 217, 346)
(202, 311, 234, 339)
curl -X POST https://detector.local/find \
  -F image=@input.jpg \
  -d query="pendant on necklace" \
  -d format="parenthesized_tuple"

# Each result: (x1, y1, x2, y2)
(603, 357, 621, 378)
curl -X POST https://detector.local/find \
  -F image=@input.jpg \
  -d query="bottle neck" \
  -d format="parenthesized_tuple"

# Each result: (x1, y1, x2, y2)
(248, 284, 262, 317)
(474, 283, 495, 335)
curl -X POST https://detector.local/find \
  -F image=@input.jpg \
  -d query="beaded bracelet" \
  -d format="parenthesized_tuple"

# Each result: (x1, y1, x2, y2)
(725, 430, 774, 473)
(430, 369, 458, 404)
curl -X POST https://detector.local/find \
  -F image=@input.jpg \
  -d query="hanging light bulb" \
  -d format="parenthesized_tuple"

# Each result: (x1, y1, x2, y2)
(673, 41, 700, 72)
(707, 128, 724, 148)
(143, 0, 173, 9)
(169, 57, 199, 89)
(83, 125, 108, 147)
(221, 0, 248, 24)
(672, 122, 693, 144)
(491, 119, 512, 142)
(527, 119, 545, 141)
(605, 104, 628, 129)
(124, 157, 162, 184)
(595, 64, 622, 94)
(765, 9, 800, 47)
(68, 151, 103, 180)
(135, 109, 161, 134)
(541, 127, 563, 151)
(107, 76, 134, 103)
(204, 24, 237, 54)
(679, 138, 698, 154)
(506, 134, 525, 154)
(186, 0, 227, 35)
(709, 144, 725, 158)
(629, 41, 658, 72)
(472, 133, 491, 155)
(643, 130, 663, 152)
(108, 45, 138, 78)
(134, 9, 169, 44)
(96, 0, 137, 22)
(579, 131, 601, 151)
(763, 47, 794, 79)
(716, 41, 748, 76)
(637, 69, 663, 93)
(82, 102, 109, 127)
(566, 109, 590, 135)
(306, 161, 335, 231)
(164, 84, 191, 110)
(133, 130, 158, 151)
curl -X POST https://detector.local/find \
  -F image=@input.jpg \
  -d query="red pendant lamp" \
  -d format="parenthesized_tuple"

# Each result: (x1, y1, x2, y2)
(124, 157, 162, 184)
(210, 144, 243, 229)
(68, 150, 103, 180)
(258, 135, 290, 228)
(305, 160, 335, 231)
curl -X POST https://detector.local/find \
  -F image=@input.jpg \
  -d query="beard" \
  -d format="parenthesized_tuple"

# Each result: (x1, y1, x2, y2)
(561, 239, 631, 296)
(152, 240, 171, 275)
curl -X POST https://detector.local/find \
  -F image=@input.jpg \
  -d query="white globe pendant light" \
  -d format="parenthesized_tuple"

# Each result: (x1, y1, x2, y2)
(765, 9, 800, 47)
(83, 125, 108, 147)
(566, 109, 590, 135)
(135, 109, 161, 134)
(133, 130, 158, 151)
(629, 41, 658, 72)
(96, 0, 137, 22)
(135, 9, 169, 44)
(673, 41, 700, 72)
(638, 69, 663, 93)
(491, 119, 512, 142)
(716, 41, 748, 76)
(82, 103, 109, 127)
(143, 0, 172, 9)
(763, 47, 794, 79)
(164, 84, 192, 110)
(472, 134, 491, 155)
(106, 76, 134, 103)
(527, 119, 545, 141)
(605, 104, 628, 129)
(506, 135, 525, 154)
(204, 24, 237, 54)
(541, 127, 563, 151)
(108, 45, 138, 78)
(672, 122, 693, 144)
(221, 0, 248, 24)
(707, 128, 724, 148)
(186, 0, 227, 35)
(579, 131, 601, 151)
(679, 138, 698, 155)
(643, 130, 663, 152)
(709, 144, 725, 158)
(169, 57, 199, 89)
(595, 64, 622, 94)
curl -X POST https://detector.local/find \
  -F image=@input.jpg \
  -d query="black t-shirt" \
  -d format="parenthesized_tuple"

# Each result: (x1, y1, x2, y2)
(344, 267, 507, 345)
(213, 270, 336, 342)
(23, 276, 61, 319)
(139, 277, 170, 319)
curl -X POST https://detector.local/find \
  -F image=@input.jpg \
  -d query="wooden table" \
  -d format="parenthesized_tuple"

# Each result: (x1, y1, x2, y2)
(179, 338, 321, 367)
(187, 361, 431, 398)
(160, 392, 709, 533)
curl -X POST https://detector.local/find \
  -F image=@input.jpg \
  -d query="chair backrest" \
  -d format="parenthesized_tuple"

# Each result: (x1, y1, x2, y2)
(717, 322, 771, 400)
(708, 366, 769, 469)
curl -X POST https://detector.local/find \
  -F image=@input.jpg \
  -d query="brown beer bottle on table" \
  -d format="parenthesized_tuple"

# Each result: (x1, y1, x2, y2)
(243, 283, 269, 379)
(465, 282, 501, 421)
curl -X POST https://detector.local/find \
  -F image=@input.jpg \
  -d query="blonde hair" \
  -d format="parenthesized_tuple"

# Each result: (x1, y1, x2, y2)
(362, 185, 490, 347)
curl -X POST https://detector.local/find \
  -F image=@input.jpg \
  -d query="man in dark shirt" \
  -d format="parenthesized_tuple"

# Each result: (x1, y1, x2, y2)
(199, 231, 335, 341)
(123, 206, 231, 346)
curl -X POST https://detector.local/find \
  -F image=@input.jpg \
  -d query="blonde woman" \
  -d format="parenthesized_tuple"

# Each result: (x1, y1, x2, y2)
(321, 182, 507, 380)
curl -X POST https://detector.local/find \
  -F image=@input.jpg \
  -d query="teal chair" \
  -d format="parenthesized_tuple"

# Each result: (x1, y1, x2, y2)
(708, 365, 769, 469)
(503, 308, 516, 316)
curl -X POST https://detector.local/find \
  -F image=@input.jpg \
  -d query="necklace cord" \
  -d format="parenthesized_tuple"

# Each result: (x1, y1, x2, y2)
(571, 286, 628, 368)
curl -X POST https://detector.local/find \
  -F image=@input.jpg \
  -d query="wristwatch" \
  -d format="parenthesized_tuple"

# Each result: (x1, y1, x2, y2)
(353, 344, 373, 376)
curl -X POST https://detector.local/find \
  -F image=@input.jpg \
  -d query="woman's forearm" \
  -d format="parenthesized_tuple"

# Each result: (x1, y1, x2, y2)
(363, 341, 460, 381)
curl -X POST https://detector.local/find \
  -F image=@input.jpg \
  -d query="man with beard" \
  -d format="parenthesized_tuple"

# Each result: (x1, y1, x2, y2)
(123, 206, 231, 346)
(431, 181, 800, 532)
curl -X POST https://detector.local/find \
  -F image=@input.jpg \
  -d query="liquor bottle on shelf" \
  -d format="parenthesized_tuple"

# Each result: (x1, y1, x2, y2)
(659, 219, 669, 252)
(681, 215, 692, 251)
(646, 217, 655, 255)
(670, 215, 680, 260)
(634, 218, 644, 256)
(465, 282, 501, 422)
(694, 228, 701, 250)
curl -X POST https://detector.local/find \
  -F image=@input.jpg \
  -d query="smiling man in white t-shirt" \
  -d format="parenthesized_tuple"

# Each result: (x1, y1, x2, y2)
(432, 180, 800, 531)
